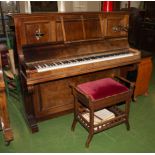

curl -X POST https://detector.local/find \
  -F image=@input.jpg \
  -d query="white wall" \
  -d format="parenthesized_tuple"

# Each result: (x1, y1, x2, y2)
(121, 1, 141, 9)
(19, 1, 31, 13)
(58, 1, 101, 12)
(87, 1, 101, 11)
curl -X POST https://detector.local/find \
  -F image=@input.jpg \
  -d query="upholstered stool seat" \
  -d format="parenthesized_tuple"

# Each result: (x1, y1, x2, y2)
(77, 78, 129, 101)
(71, 76, 134, 147)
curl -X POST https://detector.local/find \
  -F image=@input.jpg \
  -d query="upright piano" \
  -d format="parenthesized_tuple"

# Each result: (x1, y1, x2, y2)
(10, 12, 141, 133)
(0, 45, 13, 145)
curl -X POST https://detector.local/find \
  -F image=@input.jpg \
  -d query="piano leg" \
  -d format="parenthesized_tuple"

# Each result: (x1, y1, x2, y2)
(27, 85, 39, 133)
(26, 113, 39, 133)
(21, 78, 39, 133)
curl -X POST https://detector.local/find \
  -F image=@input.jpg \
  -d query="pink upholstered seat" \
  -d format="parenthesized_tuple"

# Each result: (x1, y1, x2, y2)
(77, 78, 129, 101)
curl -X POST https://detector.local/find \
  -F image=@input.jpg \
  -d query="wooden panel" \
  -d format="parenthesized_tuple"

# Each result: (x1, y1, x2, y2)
(56, 20, 63, 41)
(25, 19, 56, 44)
(24, 21, 54, 44)
(17, 16, 56, 47)
(104, 14, 128, 37)
(106, 18, 126, 37)
(33, 68, 119, 120)
(134, 57, 153, 97)
(63, 15, 84, 41)
(83, 15, 102, 39)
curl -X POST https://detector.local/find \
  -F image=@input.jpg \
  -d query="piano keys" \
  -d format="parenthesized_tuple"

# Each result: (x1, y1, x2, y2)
(10, 12, 141, 133)
(32, 49, 134, 72)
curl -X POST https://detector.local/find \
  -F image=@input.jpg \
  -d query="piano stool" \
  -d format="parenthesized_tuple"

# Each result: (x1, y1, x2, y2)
(70, 76, 134, 147)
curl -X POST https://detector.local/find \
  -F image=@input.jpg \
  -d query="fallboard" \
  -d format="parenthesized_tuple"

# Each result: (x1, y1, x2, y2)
(22, 37, 129, 63)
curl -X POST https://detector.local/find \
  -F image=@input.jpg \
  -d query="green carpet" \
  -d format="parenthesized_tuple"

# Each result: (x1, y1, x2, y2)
(0, 59, 155, 152)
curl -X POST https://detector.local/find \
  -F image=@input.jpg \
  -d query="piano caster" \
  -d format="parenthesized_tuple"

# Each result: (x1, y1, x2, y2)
(133, 97, 137, 102)
(133, 91, 149, 102)
(5, 140, 11, 146)
(27, 117, 39, 133)
(0, 123, 2, 131)
(144, 91, 149, 96)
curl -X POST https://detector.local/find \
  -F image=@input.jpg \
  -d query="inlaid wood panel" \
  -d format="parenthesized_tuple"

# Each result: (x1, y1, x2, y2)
(106, 17, 127, 37)
(15, 16, 56, 50)
(100, 13, 129, 38)
(25, 21, 53, 44)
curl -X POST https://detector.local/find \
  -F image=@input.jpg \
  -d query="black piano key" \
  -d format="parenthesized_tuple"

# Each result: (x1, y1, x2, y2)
(62, 60, 69, 64)
(76, 58, 83, 61)
(104, 54, 110, 57)
(83, 57, 90, 60)
(40, 64, 45, 68)
(95, 56, 103, 58)
(70, 60, 77, 63)
(43, 64, 47, 67)
(74, 59, 81, 62)
(49, 63, 54, 66)
(55, 62, 62, 65)
(89, 56, 96, 60)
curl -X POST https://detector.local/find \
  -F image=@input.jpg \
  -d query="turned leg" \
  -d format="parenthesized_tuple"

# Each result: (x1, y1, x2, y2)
(71, 118, 78, 131)
(71, 92, 79, 131)
(125, 120, 130, 131)
(85, 107, 94, 148)
(85, 133, 94, 148)
(125, 99, 130, 131)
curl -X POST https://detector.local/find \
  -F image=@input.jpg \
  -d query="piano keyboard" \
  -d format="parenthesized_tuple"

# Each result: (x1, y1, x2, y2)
(34, 51, 134, 73)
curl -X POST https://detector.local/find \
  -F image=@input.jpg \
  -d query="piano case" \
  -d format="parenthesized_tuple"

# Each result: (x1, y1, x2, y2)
(10, 12, 141, 133)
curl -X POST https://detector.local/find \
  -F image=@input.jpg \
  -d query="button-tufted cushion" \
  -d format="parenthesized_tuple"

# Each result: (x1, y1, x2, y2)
(77, 78, 128, 101)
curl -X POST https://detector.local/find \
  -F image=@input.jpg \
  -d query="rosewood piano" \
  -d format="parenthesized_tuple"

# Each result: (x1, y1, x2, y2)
(10, 12, 141, 133)
(0, 45, 13, 145)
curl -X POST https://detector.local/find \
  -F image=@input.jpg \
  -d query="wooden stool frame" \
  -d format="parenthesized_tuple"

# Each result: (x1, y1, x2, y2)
(71, 76, 134, 147)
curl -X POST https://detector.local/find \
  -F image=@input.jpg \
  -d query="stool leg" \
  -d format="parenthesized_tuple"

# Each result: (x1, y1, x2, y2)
(71, 118, 77, 131)
(71, 97, 78, 131)
(85, 133, 93, 148)
(85, 108, 94, 148)
(125, 99, 130, 131)
(125, 120, 130, 131)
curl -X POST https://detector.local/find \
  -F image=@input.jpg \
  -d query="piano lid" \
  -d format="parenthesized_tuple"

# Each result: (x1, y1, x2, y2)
(11, 12, 129, 59)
